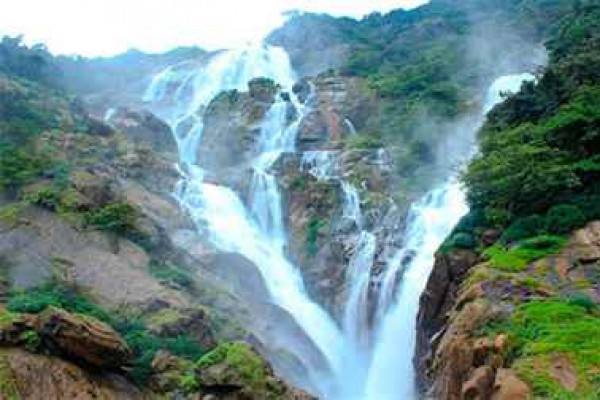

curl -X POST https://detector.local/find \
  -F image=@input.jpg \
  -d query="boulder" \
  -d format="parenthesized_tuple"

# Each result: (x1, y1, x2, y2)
(0, 348, 146, 400)
(107, 107, 177, 154)
(462, 365, 495, 400)
(196, 342, 316, 400)
(37, 306, 131, 369)
(150, 350, 193, 394)
(490, 369, 531, 400)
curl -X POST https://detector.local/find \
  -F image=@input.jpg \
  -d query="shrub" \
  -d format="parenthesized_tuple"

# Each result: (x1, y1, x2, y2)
(454, 209, 487, 233)
(124, 328, 205, 384)
(0, 145, 48, 190)
(85, 202, 140, 235)
(7, 282, 111, 322)
(306, 218, 327, 256)
(445, 232, 477, 251)
(501, 215, 545, 243)
(545, 204, 586, 234)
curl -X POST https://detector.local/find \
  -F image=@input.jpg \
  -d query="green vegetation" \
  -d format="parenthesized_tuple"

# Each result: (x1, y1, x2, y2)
(483, 300, 600, 398)
(148, 261, 194, 290)
(306, 217, 328, 256)
(0, 145, 50, 191)
(84, 202, 140, 235)
(196, 342, 267, 390)
(545, 204, 586, 234)
(463, 4, 600, 230)
(501, 215, 546, 243)
(440, 232, 477, 253)
(483, 235, 566, 272)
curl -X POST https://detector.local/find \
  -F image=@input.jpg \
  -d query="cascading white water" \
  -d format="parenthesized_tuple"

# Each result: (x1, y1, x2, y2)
(361, 73, 537, 400)
(145, 40, 536, 399)
(301, 150, 339, 181)
(344, 118, 358, 136)
(145, 45, 347, 399)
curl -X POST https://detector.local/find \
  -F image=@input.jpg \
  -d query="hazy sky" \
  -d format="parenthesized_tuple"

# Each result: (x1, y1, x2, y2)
(0, 0, 427, 57)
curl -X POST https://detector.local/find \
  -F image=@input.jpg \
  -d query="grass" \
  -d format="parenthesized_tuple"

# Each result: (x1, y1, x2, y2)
(483, 235, 567, 272)
(483, 300, 600, 399)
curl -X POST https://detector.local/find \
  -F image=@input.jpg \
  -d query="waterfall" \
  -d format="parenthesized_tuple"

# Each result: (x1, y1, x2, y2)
(144, 42, 536, 398)
(362, 73, 537, 399)
(145, 44, 345, 399)
(344, 118, 358, 136)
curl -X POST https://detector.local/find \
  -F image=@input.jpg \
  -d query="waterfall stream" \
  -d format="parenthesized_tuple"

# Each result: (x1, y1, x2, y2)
(143, 45, 535, 399)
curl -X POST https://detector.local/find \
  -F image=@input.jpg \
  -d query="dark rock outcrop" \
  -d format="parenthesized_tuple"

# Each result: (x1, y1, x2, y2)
(37, 306, 131, 369)
(0, 347, 147, 400)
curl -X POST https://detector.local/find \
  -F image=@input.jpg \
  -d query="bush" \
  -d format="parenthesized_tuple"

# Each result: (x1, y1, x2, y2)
(8, 282, 111, 322)
(445, 232, 477, 250)
(124, 327, 205, 384)
(0, 145, 48, 190)
(518, 235, 566, 251)
(85, 202, 140, 235)
(306, 218, 327, 256)
(454, 209, 487, 233)
(501, 215, 545, 243)
(545, 204, 586, 234)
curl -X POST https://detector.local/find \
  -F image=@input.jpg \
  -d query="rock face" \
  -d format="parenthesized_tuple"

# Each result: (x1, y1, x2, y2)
(415, 221, 600, 399)
(0, 348, 146, 400)
(416, 249, 479, 374)
(195, 342, 316, 400)
(266, 14, 355, 77)
(296, 74, 373, 151)
(106, 107, 177, 155)
(0, 307, 143, 399)
(196, 79, 281, 189)
(37, 306, 131, 369)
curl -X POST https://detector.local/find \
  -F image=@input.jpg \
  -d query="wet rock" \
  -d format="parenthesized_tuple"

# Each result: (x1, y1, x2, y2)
(416, 249, 479, 386)
(37, 306, 131, 369)
(248, 77, 278, 103)
(0, 206, 188, 309)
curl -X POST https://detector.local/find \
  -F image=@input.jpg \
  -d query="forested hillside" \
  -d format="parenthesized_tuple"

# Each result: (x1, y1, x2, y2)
(418, 3, 600, 399)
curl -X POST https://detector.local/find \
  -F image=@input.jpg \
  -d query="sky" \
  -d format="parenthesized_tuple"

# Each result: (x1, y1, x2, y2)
(0, 0, 427, 57)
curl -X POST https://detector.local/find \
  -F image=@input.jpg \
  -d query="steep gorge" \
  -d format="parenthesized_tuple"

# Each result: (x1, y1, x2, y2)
(1, 1, 599, 399)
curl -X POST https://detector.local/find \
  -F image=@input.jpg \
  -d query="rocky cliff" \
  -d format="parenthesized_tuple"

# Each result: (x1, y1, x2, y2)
(416, 222, 600, 400)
